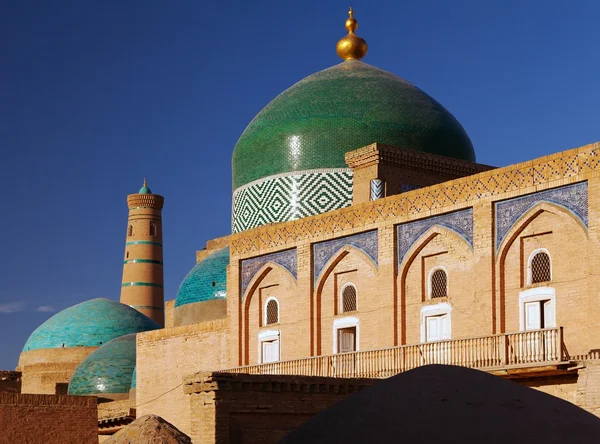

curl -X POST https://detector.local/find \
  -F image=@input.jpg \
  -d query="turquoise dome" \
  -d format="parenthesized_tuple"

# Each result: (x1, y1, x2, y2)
(232, 59, 475, 190)
(131, 366, 136, 389)
(174, 247, 229, 308)
(139, 185, 152, 194)
(23, 298, 160, 352)
(68, 334, 137, 396)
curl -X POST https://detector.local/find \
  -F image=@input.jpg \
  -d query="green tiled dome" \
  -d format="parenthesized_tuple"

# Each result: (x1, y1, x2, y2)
(232, 59, 475, 190)
(68, 334, 137, 396)
(174, 247, 229, 308)
(131, 366, 136, 389)
(22, 298, 160, 352)
(139, 185, 152, 194)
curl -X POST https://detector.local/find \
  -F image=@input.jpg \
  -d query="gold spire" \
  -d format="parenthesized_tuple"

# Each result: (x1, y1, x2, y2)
(143, 177, 147, 187)
(336, 7, 368, 61)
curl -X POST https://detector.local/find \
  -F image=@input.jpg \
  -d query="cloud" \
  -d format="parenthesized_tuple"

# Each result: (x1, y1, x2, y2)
(36, 305, 56, 313)
(0, 302, 25, 313)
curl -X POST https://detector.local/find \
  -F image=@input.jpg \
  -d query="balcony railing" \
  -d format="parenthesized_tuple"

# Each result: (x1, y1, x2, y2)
(221, 327, 566, 379)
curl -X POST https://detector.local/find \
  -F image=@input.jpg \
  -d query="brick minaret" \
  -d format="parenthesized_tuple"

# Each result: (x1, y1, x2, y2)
(120, 179, 165, 326)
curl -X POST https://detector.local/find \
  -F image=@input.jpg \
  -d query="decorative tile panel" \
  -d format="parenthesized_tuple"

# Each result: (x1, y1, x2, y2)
(232, 169, 353, 233)
(241, 249, 297, 298)
(370, 179, 384, 201)
(397, 209, 473, 266)
(495, 181, 588, 249)
(313, 230, 378, 283)
(230, 143, 600, 258)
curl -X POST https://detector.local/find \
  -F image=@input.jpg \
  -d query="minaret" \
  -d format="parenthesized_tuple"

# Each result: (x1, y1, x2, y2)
(120, 179, 165, 326)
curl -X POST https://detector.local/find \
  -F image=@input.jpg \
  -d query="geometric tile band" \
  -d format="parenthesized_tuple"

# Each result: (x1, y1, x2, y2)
(397, 208, 474, 266)
(241, 248, 297, 298)
(370, 179, 384, 201)
(313, 230, 378, 284)
(232, 169, 353, 233)
(495, 181, 588, 250)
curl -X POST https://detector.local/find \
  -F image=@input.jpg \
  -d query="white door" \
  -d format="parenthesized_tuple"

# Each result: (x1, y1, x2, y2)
(426, 314, 450, 341)
(261, 339, 280, 363)
(525, 301, 542, 330)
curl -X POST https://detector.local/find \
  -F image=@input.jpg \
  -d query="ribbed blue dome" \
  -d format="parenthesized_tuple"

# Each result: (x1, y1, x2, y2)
(23, 298, 160, 352)
(174, 247, 229, 308)
(68, 334, 137, 396)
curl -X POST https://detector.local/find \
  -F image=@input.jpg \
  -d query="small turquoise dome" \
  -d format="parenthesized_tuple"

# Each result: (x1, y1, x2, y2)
(68, 334, 136, 396)
(139, 185, 152, 194)
(131, 366, 136, 389)
(174, 247, 229, 308)
(23, 298, 160, 352)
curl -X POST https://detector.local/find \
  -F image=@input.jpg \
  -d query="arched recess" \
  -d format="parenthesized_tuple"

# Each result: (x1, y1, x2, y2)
(314, 245, 378, 356)
(241, 261, 297, 365)
(496, 201, 587, 334)
(397, 225, 473, 346)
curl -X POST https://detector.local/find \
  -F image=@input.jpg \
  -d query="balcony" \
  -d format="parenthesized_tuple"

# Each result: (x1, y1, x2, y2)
(222, 327, 571, 379)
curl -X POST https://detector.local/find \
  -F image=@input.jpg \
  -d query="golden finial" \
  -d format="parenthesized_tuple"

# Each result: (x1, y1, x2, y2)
(336, 7, 368, 61)
(143, 177, 147, 187)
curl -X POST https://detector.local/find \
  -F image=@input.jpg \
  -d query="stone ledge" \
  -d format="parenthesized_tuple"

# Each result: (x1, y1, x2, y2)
(0, 393, 97, 407)
(182, 371, 376, 395)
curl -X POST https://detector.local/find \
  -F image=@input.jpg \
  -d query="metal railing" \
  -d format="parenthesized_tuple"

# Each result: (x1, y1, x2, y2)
(221, 327, 565, 379)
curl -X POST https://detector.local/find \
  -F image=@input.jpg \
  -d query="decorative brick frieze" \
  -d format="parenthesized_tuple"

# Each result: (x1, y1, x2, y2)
(241, 249, 297, 298)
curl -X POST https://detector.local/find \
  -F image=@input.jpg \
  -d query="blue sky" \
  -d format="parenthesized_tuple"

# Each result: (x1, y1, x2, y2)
(0, 0, 598, 369)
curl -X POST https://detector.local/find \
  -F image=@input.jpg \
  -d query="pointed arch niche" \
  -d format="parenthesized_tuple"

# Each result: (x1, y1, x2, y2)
(396, 209, 474, 347)
(496, 198, 589, 352)
(314, 244, 379, 356)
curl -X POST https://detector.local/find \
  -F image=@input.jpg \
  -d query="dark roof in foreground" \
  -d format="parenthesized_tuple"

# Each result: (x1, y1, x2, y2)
(281, 364, 600, 444)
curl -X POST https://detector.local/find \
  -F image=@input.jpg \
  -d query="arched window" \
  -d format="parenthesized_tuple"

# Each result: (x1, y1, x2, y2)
(430, 269, 448, 298)
(340, 283, 357, 313)
(128, 225, 133, 237)
(149, 223, 156, 237)
(530, 251, 551, 284)
(265, 298, 279, 325)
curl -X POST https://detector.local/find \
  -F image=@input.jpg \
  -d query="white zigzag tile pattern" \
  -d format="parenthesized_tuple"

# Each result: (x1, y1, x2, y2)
(232, 170, 353, 233)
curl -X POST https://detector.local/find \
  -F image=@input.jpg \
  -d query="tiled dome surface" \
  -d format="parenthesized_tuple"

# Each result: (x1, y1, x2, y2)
(232, 59, 475, 190)
(23, 298, 160, 352)
(131, 366, 136, 389)
(68, 333, 137, 395)
(174, 247, 229, 308)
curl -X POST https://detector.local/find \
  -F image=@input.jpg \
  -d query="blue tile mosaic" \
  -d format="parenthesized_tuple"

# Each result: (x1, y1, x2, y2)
(397, 208, 473, 266)
(241, 249, 297, 298)
(495, 182, 588, 249)
(22, 298, 160, 352)
(313, 230, 378, 283)
(68, 334, 137, 396)
(175, 247, 229, 308)
(401, 184, 421, 192)
(370, 179, 384, 201)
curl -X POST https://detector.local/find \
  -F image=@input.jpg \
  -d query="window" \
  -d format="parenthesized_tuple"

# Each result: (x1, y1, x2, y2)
(265, 298, 279, 325)
(430, 268, 447, 298)
(128, 225, 133, 237)
(333, 316, 359, 354)
(149, 223, 156, 237)
(530, 251, 551, 284)
(340, 283, 357, 313)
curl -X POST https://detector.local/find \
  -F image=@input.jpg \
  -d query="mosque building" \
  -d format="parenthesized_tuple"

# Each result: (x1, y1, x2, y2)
(7, 9, 600, 443)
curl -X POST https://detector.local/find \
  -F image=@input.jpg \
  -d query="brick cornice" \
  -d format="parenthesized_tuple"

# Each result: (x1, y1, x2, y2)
(127, 194, 164, 210)
(183, 371, 375, 395)
(344, 143, 495, 177)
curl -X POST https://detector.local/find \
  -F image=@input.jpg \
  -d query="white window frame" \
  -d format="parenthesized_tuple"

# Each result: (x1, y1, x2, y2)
(258, 329, 280, 363)
(428, 266, 449, 299)
(333, 316, 359, 354)
(263, 297, 280, 325)
(420, 303, 452, 343)
(339, 282, 358, 314)
(527, 248, 552, 285)
(519, 287, 556, 331)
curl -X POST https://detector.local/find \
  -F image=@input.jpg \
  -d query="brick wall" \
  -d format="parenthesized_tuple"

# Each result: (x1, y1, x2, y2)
(183, 372, 376, 443)
(0, 371, 21, 393)
(136, 319, 229, 436)
(0, 393, 97, 444)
